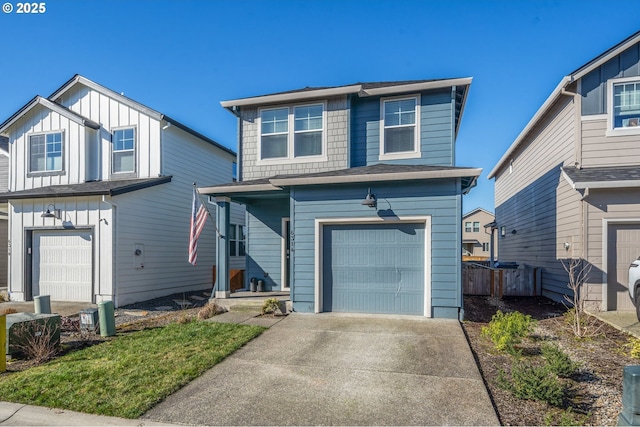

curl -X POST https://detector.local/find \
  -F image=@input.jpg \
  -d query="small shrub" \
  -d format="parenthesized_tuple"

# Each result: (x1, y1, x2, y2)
(481, 310, 537, 354)
(508, 361, 565, 407)
(544, 408, 589, 426)
(261, 298, 281, 315)
(541, 343, 580, 377)
(0, 293, 8, 303)
(1, 307, 18, 315)
(626, 338, 640, 359)
(197, 302, 226, 320)
(12, 321, 60, 364)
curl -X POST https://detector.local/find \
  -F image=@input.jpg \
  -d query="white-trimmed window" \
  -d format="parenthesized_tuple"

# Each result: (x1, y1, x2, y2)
(482, 242, 490, 252)
(473, 222, 480, 232)
(608, 77, 640, 135)
(112, 127, 136, 174)
(229, 224, 245, 257)
(464, 222, 472, 233)
(380, 95, 421, 160)
(259, 103, 326, 162)
(29, 131, 63, 173)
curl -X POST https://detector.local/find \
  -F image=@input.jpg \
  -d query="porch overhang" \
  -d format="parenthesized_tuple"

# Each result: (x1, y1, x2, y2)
(198, 164, 482, 201)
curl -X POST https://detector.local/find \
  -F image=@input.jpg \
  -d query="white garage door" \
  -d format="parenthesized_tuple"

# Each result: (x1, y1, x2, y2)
(33, 230, 93, 302)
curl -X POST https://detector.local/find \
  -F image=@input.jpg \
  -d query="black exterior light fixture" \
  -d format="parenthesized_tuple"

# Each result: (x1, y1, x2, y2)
(361, 187, 377, 208)
(41, 204, 61, 220)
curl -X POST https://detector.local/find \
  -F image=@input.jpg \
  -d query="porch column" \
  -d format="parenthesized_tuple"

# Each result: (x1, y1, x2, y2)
(215, 196, 231, 299)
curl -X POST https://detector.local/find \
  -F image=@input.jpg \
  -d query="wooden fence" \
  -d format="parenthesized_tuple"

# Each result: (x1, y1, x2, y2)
(463, 263, 542, 297)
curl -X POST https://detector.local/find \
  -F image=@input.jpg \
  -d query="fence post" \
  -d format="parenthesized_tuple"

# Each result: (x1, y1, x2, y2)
(0, 314, 5, 372)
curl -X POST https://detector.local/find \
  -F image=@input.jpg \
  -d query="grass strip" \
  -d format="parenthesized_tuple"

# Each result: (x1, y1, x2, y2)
(0, 321, 265, 418)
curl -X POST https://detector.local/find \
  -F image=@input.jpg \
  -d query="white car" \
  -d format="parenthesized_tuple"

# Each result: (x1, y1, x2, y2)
(629, 258, 640, 320)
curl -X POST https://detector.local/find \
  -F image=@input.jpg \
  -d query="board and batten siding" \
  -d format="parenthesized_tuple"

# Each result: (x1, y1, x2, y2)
(494, 96, 582, 301)
(8, 106, 88, 192)
(7, 196, 112, 302)
(56, 84, 162, 180)
(291, 180, 462, 319)
(240, 96, 349, 181)
(245, 198, 289, 291)
(581, 42, 640, 116)
(355, 89, 455, 167)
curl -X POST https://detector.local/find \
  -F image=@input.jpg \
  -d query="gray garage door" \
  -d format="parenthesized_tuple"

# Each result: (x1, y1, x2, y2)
(322, 222, 425, 315)
(607, 223, 640, 311)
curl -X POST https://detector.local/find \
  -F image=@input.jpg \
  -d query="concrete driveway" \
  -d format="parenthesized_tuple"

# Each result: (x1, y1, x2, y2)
(142, 313, 499, 426)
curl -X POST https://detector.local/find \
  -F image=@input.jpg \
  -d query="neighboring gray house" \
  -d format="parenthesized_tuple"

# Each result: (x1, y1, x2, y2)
(0, 75, 242, 306)
(201, 79, 481, 319)
(0, 136, 8, 286)
(488, 30, 640, 312)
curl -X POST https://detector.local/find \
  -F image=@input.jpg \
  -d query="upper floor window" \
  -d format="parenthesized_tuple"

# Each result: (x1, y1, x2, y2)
(473, 222, 480, 232)
(608, 77, 640, 135)
(464, 222, 472, 233)
(259, 103, 326, 162)
(380, 95, 421, 160)
(29, 131, 63, 173)
(112, 127, 136, 174)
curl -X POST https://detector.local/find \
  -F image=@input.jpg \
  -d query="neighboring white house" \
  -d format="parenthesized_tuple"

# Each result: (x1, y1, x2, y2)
(0, 75, 244, 307)
(0, 136, 8, 286)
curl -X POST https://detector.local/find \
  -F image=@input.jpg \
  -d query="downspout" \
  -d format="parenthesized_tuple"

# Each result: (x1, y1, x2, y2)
(101, 195, 118, 307)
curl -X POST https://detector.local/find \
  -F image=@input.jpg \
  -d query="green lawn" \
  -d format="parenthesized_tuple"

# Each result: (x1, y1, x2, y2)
(0, 321, 265, 418)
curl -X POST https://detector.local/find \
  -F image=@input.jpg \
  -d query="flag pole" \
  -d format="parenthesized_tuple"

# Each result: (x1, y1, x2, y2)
(193, 182, 221, 237)
(193, 182, 222, 298)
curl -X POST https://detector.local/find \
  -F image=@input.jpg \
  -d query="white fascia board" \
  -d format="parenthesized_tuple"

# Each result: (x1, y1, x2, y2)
(198, 183, 282, 194)
(487, 77, 571, 179)
(560, 168, 577, 189)
(269, 168, 482, 186)
(359, 78, 473, 97)
(0, 96, 99, 134)
(220, 85, 363, 108)
(572, 34, 640, 81)
(463, 207, 494, 218)
(51, 75, 163, 121)
(573, 180, 640, 190)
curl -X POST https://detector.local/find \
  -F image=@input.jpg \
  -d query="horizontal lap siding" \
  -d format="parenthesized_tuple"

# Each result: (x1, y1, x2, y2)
(581, 119, 640, 167)
(291, 180, 461, 317)
(494, 97, 579, 302)
(112, 126, 238, 306)
(585, 189, 640, 306)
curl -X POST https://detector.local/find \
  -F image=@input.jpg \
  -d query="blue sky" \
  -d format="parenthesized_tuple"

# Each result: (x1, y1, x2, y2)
(0, 0, 637, 213)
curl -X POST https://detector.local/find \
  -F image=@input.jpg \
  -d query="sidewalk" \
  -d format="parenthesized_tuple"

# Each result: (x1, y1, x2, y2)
(0, 402, 180, 426)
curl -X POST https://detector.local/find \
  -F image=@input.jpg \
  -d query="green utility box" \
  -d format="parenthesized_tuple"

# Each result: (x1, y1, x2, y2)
(5, 312, 61, 356)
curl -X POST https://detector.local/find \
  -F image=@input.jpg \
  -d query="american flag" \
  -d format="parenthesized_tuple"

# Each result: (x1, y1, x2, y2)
(189, 187, 208, 265)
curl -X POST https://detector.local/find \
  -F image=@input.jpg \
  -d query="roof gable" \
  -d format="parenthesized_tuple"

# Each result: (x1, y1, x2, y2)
(489, 30, 640, 179)
(463, 207, 494, 219)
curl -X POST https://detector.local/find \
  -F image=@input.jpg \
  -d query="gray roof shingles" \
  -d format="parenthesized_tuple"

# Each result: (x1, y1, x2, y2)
(562, 165, 640, 185)
(0, 176, 172, 201)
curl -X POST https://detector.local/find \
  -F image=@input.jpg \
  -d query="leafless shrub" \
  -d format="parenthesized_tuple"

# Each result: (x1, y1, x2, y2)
(562, 258, 604, 338)
(197, 301, 227, 320)
(12, 320, 60, 364)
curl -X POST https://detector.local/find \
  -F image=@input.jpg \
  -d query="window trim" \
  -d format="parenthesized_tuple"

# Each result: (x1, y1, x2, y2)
(379, 94, 421, 161)
(473, 222, 480, 233)
(229, 223, 245, 258)
(464, 222, 472, 233)
(257, 102, 328, 165)
(110, 126, 138, 178)
(607, 76, 640, 136)
(27, 130, 65, 176)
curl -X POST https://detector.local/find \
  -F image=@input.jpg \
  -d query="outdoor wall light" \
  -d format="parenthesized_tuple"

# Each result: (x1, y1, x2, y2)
(500, 226, 506, 237)
(41, 204, 61, 220)
(564, 242, 571, 250)
(361, 187, 377, 208)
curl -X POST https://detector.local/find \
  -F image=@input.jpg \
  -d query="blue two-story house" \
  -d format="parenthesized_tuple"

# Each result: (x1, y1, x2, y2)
(201, 79, 481, 319)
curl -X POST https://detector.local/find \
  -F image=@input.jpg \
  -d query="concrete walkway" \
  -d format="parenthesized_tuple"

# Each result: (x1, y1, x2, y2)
(142, 313, 499, 426)
(594, 310, 640, 338)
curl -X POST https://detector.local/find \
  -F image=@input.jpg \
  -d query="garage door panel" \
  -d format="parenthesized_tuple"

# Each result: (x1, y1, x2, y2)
(33, 230, 93, 302)
(607, 224, 640, 311)
(323, 223, 425, 315)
